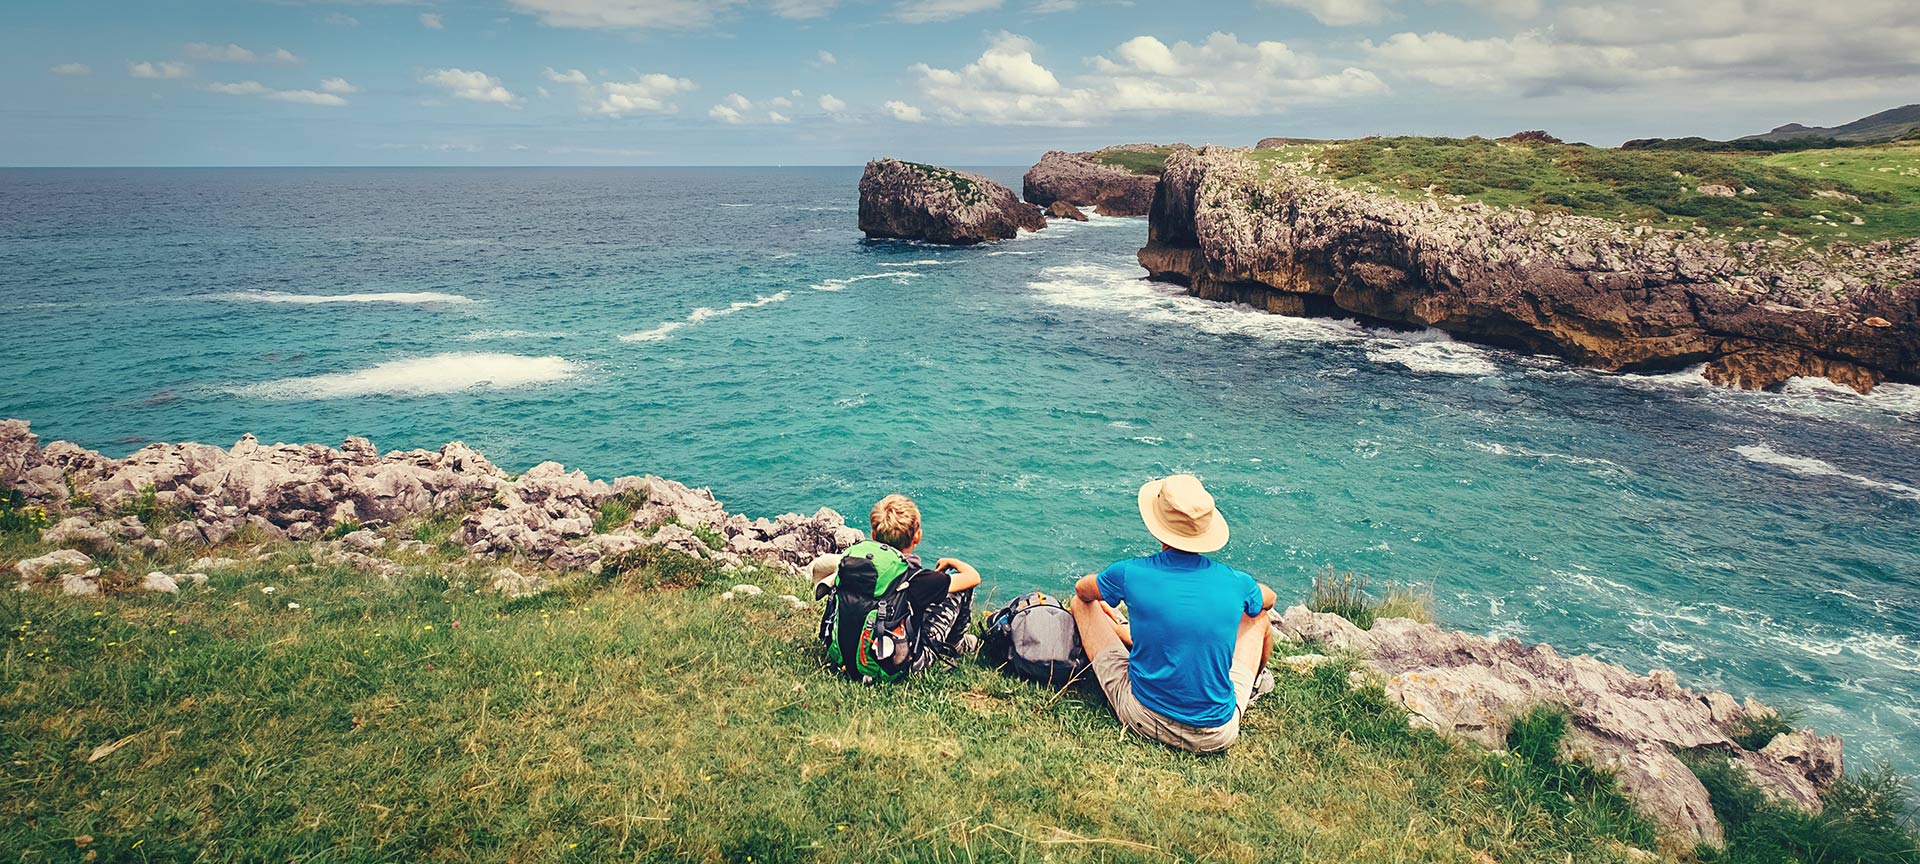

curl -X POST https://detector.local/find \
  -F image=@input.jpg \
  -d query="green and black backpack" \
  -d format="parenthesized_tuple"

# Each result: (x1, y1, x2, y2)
(818, 540, 925, 683)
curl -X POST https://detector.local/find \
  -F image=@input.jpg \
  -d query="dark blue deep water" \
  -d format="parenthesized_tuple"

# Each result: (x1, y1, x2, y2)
(3, 167, 1918, 772)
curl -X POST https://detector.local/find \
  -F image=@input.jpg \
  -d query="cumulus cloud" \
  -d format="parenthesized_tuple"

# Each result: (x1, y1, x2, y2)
(767, 110, 791, 123)
(420, 12, 444, 28)
(904, 32, 1386, 125)
(208, 80, 350, 106)
(769, 0, 839, 18)
(894, 0, 1003, 23)
(596, 73, 697, 115)
(1259, 0, 1393, 25)
(185, 43, 299, 63)
(709, 103, 745, 123)
(707, 92, 801, 123)
(326, 13, 360, 27)
(545, 67, 591, 85)
(1031, 0, 1077, 11)
(507, 0, 742, 30)
(130, 61, 191, 79)
(818, 93, 847, 112)
(885, 100, 925, 121)
(320, 77, 359, 94)
(50, 63, 91, 76)
(421, 68, 519, 105)
(1364, 0, 1920, 97)
(815, 50, 838, 66)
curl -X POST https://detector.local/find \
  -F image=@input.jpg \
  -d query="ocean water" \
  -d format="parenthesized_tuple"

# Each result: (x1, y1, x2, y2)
(4, 167, 1918, 773)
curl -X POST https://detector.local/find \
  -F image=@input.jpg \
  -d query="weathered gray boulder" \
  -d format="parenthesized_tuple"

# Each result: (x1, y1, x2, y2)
(1046, 200, 1089, 222)
(15, 548, 92, 591)
(859, 159, 1044, 245)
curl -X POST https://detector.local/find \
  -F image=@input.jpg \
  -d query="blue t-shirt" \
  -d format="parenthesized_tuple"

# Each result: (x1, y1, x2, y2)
(1096, 550, 1263, 728)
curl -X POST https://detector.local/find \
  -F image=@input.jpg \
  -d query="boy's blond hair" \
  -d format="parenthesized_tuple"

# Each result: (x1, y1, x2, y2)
(869, 494, 921, 550)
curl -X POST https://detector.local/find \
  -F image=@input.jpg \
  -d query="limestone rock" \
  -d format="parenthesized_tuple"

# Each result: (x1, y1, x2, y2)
(1046, 200, 1090, 222)
(140, 571, 180, 593)
(16, 549, 92, 589)
(1023, 147, 1171, 217)
(490, 567, 544, 599)
(41, 518, 115, 554)
(1139, 146, 1919, 393)
(859, 159, 1044, 245)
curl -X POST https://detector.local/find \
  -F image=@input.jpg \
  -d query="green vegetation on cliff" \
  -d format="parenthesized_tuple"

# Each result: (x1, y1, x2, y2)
(1251, 137, 1920, 245)
(1089, 146, 1177, 176)
(4, 514, 1681, 864)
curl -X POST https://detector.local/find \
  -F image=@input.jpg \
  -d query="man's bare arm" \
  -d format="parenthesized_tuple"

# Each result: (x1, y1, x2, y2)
(1074, 573, 1102, 604)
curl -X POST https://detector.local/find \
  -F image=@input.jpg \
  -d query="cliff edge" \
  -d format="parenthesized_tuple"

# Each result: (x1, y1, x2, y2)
(859, 158, 1043, 245)
(1022, 146, 1178, 217)
(1138, 146, 1920, 392)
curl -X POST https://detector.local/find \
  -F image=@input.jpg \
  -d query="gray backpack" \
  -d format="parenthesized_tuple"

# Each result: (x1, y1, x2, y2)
(982, 592, 1088, 687)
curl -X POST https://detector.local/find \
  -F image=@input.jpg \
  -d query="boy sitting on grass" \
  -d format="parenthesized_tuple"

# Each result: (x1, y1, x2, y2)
(815, 494, 981, 669)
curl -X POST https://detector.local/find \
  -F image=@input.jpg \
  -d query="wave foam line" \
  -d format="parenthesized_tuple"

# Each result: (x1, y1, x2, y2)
(620, 291, 790, 343)
(231, 352, 578, 399)
(204, 290, 475, 305)
(878, 259, 946, 267)
(1734, 443, 1920, 502)
(810, 272, 920, 292)
(1027, 263, 1366, 343)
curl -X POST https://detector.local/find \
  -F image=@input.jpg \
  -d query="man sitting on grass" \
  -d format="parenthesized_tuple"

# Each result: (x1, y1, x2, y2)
(1071, 474, 1275, 753)
(815, 494, 981, 669)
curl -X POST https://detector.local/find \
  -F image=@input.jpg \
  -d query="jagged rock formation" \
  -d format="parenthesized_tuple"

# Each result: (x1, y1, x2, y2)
(1022, 147, 1170, 217)
(3, 419, 860, 596)
(1138, 146, 1920, 392)
(858, 159, 1043, 245)
(1045, 200, 1089, 222)
(1275, 606, 1845, 849)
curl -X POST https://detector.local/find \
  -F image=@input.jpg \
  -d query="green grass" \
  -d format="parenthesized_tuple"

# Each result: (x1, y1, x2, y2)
(1307, 565, 1434, 630)
(0, 517, 1677, 863)
(1726, 707, 1801, 753)
(1686, 753, 1919, 864)
(901, 161, 986, 207)
(1089, 147, 1178, 175)
(593, 487, 649, 535)
(1250, 136, 1920, 245)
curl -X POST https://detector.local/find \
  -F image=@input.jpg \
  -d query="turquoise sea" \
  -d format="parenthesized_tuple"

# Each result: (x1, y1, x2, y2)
(3, 167, 1918, 773)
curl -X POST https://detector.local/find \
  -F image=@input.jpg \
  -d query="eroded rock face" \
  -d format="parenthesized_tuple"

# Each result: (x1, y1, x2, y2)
(4, 420, 863, 588)
(1273, 606, 1846, 848)
(1140, 146, 1920, 392)
(859, 159, 1044, 245)
(1022, 148, 1168, 217)
(1046, 200, 1090, 222)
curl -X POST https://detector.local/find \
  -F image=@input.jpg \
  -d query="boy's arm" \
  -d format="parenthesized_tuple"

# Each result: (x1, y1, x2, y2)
(933, 558, 982, 592)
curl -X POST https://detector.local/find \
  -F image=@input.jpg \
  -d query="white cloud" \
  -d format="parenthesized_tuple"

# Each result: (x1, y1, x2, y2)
(1364, 0, 1920, 97)
(421, 68, 519, 104)
(420, 12, 445, 29)
(507, 0, 742, 30)
(326, 13, 361, 27)
(50, 63, 91, 76)
(596, 73, 697, 115)
(815, 50, 838, 66)
(185, 43, 299, 64)
(544, 67, 591, 85)
(208, 80, 349, 106)
(1259, 0, 1393, 26)
(894, 0, 1003, 23)
(885, 100, 925, 121)
(709, 103, 745, 123)
(818, 93, 847, 112)
(768, 95, 793, 109)
(769, 0, 839, 18)
(320, 77, 359, 94)
(767, 110, 791, 123)
(129, 61, 191, 79)
(1030, 0, 1077, 11)
(905, 32, 1386, 125)
(723, 92, 753, 110)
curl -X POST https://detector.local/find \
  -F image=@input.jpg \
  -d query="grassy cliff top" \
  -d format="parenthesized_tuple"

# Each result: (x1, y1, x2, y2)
(1247, 137, 1920, 246)
(1088, 146, 1179, 175)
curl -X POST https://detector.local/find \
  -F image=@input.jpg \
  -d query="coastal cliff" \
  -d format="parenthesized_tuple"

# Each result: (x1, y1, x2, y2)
(858, 158, 1043, 245)
(1138, 146, 1920, 392)
(1021, 146, 1177, 217)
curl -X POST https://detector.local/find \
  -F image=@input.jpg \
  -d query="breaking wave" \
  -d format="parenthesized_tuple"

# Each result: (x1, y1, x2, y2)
(204, 290, 475, 305)
(620, 291, 791, 343)
(1733, 443, 1920, 502)
(809, 271, 921, 292)
(231, 352, 578, 399)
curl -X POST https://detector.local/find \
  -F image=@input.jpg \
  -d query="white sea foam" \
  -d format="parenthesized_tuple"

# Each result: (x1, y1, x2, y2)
(461, 329, 571, 340)
(1026, 263, 1366, 343)
(1733, 443, 1920, 502)
(619, 291, 791, 343)
(987, 250, 1039, 256)
(878, 259, 945, 267)
(810, 271, 921, 292)
(232, 352, 578, 399)
(205, 290, 475, 305)
(1468, 440, 1622, 469)
(1364, 336, 1499, 376)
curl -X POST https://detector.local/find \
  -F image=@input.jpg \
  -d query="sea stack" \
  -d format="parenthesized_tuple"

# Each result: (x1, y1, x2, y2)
(857, 159, 1043, 245)
(1022, 146, 1174, 217)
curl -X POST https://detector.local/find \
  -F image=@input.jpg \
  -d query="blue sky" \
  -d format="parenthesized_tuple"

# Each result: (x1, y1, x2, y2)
(3, 0, 1915, 165)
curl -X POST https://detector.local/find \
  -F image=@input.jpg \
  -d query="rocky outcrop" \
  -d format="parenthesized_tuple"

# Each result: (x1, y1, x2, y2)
(1139, 146, 1920, 392)
(2, 420, 862, 591)
(859, 159, 1043, 245)
(1046, 200, 1089, 222)
(1274, 606, 1845, 849)
(1022, 147, 1172, 217)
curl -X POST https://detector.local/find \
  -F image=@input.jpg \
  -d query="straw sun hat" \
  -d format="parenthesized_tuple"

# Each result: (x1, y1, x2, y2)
(1137, 474, 1230, 554)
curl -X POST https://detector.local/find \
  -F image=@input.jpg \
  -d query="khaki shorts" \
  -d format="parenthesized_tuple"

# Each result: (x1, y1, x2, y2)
(1089, 644, 1255, 753)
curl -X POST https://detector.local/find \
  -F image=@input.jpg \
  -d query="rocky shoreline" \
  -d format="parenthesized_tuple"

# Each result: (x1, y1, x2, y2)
(1021, 146, 1172, 217)
(2, 417, 1856, 849)
(1136, 146, 1920, 392)
(858, 158, 1043, 245)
